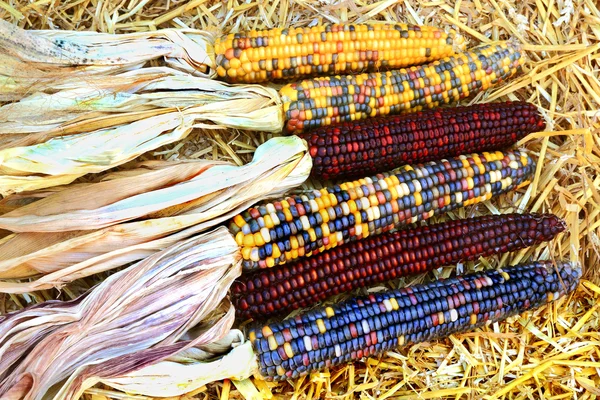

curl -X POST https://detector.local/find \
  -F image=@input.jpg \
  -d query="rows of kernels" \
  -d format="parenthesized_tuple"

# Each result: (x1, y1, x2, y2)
(228, 149, 536, 271)
(215, 24, 455, 83)
(251, 261, 581, 380)
(280, 41, 524, 134)
(231, 213, 566, 319)
(301, 101, 545, 180)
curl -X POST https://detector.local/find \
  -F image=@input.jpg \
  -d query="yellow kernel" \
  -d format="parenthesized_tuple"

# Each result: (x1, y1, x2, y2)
(272, 245, 281, 258)
(438, 312, 445, 325)
(284, 342, 294, 358)
(268, 335, 278, 350)
(414, 192, 422, 207)
(290, 236, 299, 250)
(262, 326, 273, 337)
(254, 232, 265, 247)
(325, 307, 335, 317)
(233, 215, 246, 227)
(235, 231, 244, 246)
(243, 234, 255, 247)
(283, 209, 293, 222)
(316, 319, 326, 334)
(241, 247, 252, 260)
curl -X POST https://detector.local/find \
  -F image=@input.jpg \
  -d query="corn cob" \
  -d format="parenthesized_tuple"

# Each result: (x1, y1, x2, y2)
(215, 24, 457, 83)
(232, 213, 565, 319)
(281, 41, 524, 134)
(250, 260, 580, 381)
(301, 101, 544, 180)
(229, 149, 536, 271)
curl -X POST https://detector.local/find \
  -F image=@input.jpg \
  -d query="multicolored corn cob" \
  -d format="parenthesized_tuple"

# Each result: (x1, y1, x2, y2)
(280, 41, 524, 134)
(301, 101, 545, 180)
(228, 149, 536, 271)
(232, 213, 566, 319)
(250, 260, 581, 381)
(215, 24, 457, 83)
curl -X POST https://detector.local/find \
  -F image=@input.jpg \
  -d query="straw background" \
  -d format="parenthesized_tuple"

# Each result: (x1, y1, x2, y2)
(1, 0, 599, 399)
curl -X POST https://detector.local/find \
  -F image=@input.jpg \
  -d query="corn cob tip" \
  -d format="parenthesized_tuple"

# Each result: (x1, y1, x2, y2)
(534, 260, 582, 298)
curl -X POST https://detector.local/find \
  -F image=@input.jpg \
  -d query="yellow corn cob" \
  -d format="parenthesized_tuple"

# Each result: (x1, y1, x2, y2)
(214, 24, 457, 83)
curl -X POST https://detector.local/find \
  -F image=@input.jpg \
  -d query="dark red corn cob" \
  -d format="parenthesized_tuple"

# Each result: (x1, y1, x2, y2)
(299, 101, 545, 180)
(232, 213, 566, 320)
(250, 260, 581, 381)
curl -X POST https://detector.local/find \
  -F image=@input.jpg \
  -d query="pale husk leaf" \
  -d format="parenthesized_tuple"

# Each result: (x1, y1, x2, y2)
(0, 19, 217, 101)
(0, 79, 283, 195)
(67, 331, 258, 398)
(0, 136, 311, 291)
(0, 68, 283, 149)
(0, 226, 241, 400)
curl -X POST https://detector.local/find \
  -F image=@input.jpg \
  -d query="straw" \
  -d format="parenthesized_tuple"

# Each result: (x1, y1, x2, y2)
(0, 0, 598, 398)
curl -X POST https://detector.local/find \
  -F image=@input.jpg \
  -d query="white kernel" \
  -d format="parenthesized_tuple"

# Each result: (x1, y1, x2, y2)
(361, 197, 371, 210)
(372, 206, 381, 220)
(334, 344, 342, 357)
(355, 224, 363, 236)
(455, 192, 463, 203)
(310, 199, 319, 213)
(304, 336, 312, 351)
(271, 212, 280, 225)
(400, 183, 410, 197)
(341, 202, 350, 215)
(361, 319, 370, 334)
(261, 227, 271, 243)
(300, 215, 310, 230)
(383, 299, 393, 312)
(450, 309, 458, 322)
(413, 179, 422, 192)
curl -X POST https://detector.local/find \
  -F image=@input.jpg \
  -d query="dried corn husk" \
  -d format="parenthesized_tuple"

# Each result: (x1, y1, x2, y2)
(0, 136, 311, 292)
(0, 67, 282, 150)
(0, 72, 282, 195)
(0, 226, 240, 400)
(68, 331, 258, 398)
(0, 19, 216, 102)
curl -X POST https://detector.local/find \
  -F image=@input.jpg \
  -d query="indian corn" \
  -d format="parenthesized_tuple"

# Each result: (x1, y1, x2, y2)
(232, 213, 566, 319)
(281, 41, 524, 134)
(215, 24, 457, 83)
(250, 260, 581, 380)
(229, 149, 536, 271)
(301, 101, 545, 180)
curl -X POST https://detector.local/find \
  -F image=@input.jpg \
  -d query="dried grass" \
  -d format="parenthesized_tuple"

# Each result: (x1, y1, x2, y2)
(0, 0, 599, 399)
